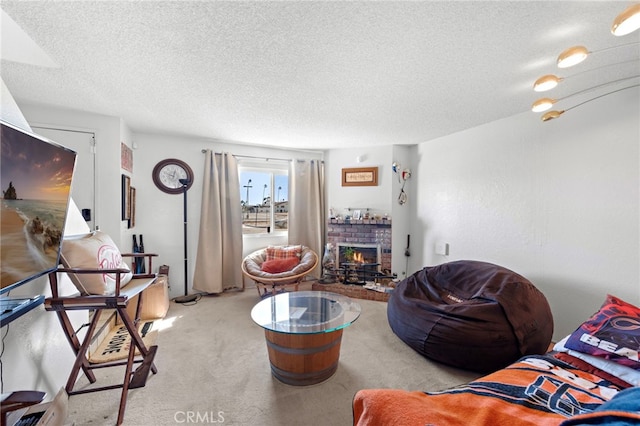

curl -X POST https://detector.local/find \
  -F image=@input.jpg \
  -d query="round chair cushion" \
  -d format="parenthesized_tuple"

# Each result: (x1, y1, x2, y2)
(387, 260, 553, 373)
(243, 246, 317, 283)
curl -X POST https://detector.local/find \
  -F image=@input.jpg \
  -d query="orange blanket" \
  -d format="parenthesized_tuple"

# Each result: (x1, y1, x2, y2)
(353, 354, 630, 426)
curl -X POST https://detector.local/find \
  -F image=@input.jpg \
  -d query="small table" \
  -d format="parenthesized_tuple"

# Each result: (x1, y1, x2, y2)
(251, 291, 361, 386)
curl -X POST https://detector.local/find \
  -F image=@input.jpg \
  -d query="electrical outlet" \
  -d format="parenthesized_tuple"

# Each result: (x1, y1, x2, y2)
(435, 241, 449, 255)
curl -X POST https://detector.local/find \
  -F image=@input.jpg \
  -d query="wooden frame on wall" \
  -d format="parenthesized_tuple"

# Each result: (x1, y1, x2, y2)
(342, 167, 378, 187)
(121, 142, 133, 173)
(129, 186, 136, 229)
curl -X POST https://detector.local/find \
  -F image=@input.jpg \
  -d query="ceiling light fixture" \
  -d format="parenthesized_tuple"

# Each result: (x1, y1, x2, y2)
(532, 75, 640, 112)
(533, 74, 563, 92)
(612, 3, 640, 36)
(541, 84, 639, 121)
(533, 59, 640, 92)
(557, 46, 589, 68)
(531, 98, 556, 113)
(557, 41, 640, 68)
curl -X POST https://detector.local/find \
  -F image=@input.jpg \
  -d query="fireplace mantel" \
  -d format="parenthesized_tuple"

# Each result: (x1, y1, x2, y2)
(328, 218, 391, 226)
(326, 219, 392, 273)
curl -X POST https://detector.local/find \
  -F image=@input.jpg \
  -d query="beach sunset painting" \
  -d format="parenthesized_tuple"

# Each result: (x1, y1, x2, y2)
(1, 123, 76, 291)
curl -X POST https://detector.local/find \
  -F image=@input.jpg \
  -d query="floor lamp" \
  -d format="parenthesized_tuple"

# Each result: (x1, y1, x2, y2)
(175, 178, 198, 304)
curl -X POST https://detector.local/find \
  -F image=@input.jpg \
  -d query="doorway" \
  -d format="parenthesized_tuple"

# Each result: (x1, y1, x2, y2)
(32, 126, 97, 231)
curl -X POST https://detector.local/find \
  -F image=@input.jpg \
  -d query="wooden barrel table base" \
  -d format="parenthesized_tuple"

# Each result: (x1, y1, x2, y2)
(264, 329, 343, 386)
(250, 291, 361, 387)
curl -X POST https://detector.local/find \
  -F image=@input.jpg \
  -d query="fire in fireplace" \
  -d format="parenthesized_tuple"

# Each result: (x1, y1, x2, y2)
(336, 243, 380, 267)
(336, 243, 381, 284)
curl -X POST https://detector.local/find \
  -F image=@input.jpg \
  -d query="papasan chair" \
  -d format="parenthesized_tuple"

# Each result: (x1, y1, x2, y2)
(387, 260, 553, 373)
(242, 245, 318, 297)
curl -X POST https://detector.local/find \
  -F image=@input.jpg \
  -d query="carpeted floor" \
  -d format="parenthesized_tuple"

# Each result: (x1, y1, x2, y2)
(64, 283, 480, 425)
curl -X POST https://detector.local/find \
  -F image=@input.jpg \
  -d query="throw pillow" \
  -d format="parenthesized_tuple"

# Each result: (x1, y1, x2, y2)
(564, 294, 640, 370)
(265, 245, 302, 261)
(60, 231, 133, 295)
(261, 257, 300, 274)
(554, 335, 640, 387)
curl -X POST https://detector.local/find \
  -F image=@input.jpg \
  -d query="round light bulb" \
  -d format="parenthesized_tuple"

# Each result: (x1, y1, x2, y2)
(557, 46, 589, 68)
(531, 98, 556, 112)
(533, 74, 562, 92)
(612, 4, 640, 36)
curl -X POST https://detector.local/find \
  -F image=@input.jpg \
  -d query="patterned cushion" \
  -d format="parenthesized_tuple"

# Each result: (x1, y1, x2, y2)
(265, 245, 302, 261)
(244, 246, 317, 280)
(564, 294, 640, 370)
(60, 231, 133, 295)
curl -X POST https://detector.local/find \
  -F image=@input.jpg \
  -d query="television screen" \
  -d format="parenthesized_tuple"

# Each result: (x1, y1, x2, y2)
(1, 120, 77, 294)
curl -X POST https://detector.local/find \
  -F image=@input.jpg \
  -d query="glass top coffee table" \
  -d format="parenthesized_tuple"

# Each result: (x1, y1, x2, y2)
(251, 291, 361, 385)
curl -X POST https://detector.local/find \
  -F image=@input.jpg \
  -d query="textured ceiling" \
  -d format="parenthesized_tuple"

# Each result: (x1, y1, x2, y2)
(1, 1, 638, 150)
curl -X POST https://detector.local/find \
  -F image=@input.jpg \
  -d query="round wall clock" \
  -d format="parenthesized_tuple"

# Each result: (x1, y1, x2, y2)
(152, 158, 194, 194)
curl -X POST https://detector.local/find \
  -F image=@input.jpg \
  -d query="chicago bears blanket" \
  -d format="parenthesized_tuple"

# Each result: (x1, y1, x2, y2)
(353, 354, 636, 426)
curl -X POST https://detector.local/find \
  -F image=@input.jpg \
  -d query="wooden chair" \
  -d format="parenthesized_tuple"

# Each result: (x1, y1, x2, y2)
(45, 232, 159, 425)
(1, 390, 45, 426)
(242, 245, 318, 297)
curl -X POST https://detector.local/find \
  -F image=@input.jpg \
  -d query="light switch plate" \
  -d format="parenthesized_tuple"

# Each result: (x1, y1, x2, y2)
(435, 241, 449, 255)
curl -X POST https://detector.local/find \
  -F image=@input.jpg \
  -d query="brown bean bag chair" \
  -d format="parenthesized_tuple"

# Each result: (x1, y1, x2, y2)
(387, 260, 553, 373)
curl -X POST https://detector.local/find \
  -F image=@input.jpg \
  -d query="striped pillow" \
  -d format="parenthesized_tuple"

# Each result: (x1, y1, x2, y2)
(265, 245, 302, 261)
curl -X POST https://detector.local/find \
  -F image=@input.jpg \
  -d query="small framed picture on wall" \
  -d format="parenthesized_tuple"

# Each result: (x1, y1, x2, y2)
(121, 174, 131, 221)
(129, 186, 136, 228)
(342, 167, 378, 187)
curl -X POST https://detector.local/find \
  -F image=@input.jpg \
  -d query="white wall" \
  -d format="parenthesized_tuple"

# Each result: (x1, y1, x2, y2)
(413, 88, 640, 340)
(130, 133, 323, 298)
(325, 146, 393, 219)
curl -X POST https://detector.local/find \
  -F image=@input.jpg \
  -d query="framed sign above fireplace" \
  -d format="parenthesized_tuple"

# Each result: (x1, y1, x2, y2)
(342, 167, 378, 187)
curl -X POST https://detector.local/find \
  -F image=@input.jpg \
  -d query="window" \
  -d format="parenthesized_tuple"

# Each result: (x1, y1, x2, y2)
(239, 163, 288, 235)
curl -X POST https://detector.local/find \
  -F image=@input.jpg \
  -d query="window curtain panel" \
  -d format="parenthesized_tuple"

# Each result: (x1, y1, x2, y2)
(193, 150, 243, 293)
(288, 159, 325, 278)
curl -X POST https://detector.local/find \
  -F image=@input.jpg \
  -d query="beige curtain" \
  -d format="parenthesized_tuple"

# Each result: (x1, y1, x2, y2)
(193, 151, 243, 293)
(288, 159, 326, 278)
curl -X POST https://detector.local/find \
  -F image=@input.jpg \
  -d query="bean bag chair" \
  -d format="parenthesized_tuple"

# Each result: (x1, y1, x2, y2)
(387, 260, 553, 373)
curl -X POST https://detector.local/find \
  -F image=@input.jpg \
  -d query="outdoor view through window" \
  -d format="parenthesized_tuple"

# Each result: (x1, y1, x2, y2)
(239, 169, 288, 235)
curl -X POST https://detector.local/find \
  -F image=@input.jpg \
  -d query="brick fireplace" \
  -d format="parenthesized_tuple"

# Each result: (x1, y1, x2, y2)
(315, 218, 394, 301)
(326, 218, 392, 273)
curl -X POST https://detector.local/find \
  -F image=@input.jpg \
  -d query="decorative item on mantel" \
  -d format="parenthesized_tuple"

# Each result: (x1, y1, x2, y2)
(319, 243, 337, 284)
(328, 208, 391, 224)
(328, 217, 390, 224)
